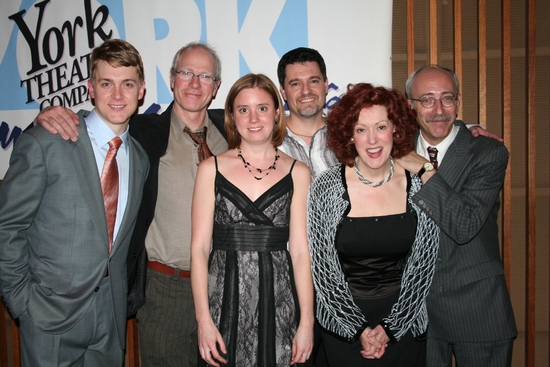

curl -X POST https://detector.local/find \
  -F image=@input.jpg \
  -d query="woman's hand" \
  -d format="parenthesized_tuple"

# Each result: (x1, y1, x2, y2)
(359, 326, 388, 359)
(290, 323, 314, 365)
(197, 320, 227, 367)
(364, 325, 390, 359)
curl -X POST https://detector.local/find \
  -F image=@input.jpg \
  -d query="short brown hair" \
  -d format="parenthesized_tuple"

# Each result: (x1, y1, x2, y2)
(327, 83, 417, 167)
(90, 39, 144, 83)
(224, 74, 286, 149)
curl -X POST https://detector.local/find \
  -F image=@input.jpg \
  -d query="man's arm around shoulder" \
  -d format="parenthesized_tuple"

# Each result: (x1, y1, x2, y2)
(412, 136, 508, 244)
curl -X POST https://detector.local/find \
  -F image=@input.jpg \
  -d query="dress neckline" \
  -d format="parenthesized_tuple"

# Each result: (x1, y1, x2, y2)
(214, 156, 296, 204)
(215, 169, 291, 204)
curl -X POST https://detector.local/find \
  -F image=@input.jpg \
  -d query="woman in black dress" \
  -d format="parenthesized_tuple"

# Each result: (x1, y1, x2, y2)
(307, 83, 439, 366)
(191, 74, 314, 367)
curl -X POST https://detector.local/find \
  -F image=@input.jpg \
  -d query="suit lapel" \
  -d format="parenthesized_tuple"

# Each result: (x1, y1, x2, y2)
(69, 113, 109, 246)
(437, 121, 473, 187)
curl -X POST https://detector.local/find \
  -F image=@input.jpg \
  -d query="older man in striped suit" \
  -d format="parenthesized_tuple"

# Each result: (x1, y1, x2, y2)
(398, 65, 517, 367)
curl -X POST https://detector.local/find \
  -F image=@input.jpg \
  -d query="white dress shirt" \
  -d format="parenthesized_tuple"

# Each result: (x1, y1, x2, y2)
(85, 109, 130, 246)
(416, 125, 460, 166)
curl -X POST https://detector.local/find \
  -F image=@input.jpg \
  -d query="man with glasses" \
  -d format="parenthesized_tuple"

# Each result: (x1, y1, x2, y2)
(36, 42, 228, 367)
(397, 65, 517, 367)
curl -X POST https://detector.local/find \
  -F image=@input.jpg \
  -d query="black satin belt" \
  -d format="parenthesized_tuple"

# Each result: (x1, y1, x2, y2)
(213, 224, 289, 252)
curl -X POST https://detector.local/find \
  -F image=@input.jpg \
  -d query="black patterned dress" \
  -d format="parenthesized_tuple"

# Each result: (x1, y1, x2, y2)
(204, 157, 299, 367)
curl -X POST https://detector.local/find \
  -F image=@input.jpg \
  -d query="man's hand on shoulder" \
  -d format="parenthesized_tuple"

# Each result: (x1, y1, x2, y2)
(36, 106, 80, 142)
(469, 125, 504, 143)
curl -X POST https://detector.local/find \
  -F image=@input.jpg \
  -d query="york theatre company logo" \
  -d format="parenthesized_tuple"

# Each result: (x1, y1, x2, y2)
(10, 0, 118, 110)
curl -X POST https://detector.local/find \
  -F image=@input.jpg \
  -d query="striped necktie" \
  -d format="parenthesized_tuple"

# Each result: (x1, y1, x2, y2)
(101, 137, 122, 253)
(427, 146, 439, 169)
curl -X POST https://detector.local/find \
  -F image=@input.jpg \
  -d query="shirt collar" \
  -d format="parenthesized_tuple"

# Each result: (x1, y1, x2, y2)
(86, 109, 129, 154)
(171, 109, 209, 140)
(418, 123, 460, 157)
(285, 124, 328, 140)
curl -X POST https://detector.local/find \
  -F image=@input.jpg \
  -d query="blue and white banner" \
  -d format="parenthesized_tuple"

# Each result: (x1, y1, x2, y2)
(0, 0, 393, 178)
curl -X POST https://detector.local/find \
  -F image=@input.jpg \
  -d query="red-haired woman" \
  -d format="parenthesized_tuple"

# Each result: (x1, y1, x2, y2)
(307, 83, 439, 366)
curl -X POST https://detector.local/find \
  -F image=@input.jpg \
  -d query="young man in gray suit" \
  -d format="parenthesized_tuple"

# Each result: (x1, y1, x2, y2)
(0, 39, 149, 367)
(397, 65, 517, 367)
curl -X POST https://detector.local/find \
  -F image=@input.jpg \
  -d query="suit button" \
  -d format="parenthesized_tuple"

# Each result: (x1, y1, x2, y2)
(439, 286, 444, 292)
(94, 286, 100, 292)
(438, 257, 443, 263)
(132, 253, 137, 258)
(419, 200, 424, 205)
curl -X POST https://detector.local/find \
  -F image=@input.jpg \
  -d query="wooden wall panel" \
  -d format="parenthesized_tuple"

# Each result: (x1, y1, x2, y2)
(501, 0, 512, 292)
(525, 0, 537, 366)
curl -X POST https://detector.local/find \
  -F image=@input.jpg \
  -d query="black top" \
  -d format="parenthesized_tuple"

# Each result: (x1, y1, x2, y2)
(336, 174, 417, 300)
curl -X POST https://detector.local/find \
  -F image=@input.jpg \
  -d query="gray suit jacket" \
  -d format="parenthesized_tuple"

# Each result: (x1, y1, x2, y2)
(0, 110, 149, 347)
(412, 120, 517, 342)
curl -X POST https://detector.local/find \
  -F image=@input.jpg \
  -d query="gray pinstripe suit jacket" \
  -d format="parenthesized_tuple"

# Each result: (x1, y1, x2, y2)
(0, 110, 149, 348)
(412, 120, 517, 343)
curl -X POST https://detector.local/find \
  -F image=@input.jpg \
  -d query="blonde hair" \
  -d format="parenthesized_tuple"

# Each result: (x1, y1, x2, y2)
(90, 39, 144, 83)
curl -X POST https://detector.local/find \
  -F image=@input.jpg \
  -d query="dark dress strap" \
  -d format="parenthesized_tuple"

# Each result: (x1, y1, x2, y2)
(289, 159, 297, 174)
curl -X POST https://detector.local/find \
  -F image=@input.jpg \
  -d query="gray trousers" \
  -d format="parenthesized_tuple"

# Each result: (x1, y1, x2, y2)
(426, 336, 514, 367)
(19, 276, 123, 367)
(138, 267, 198, 367)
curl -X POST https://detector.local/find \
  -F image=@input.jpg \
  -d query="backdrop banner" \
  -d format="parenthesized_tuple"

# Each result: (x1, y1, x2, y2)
(0, 0, 393, 178)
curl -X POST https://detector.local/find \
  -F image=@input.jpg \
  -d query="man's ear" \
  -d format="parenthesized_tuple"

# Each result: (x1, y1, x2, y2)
(279, 85, 287, 101)
(138, 81, 146, 100)
(88, 79, 95, 99)
(212, 80, 221, 98)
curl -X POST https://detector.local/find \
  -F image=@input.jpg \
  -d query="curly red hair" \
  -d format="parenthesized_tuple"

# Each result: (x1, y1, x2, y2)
(327, 83, 418, 167)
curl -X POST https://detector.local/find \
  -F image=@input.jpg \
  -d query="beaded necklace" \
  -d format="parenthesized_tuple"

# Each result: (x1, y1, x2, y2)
(237, 147, 280, 180)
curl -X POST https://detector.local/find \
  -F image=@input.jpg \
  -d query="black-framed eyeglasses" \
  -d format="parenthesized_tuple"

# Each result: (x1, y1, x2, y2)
(410, 95, 458, 109)
(174, 70, 218, 85)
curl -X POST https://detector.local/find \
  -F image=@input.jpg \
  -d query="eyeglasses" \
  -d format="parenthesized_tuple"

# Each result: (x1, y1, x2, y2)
(410, 95, 458, 109)
(174, 70, 218, 85)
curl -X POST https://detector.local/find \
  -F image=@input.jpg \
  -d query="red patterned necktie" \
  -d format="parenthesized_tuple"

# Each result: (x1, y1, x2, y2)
(101, 137, 122, 253)
(184, 126, 213, 162)
(427, 146, 439, 169)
